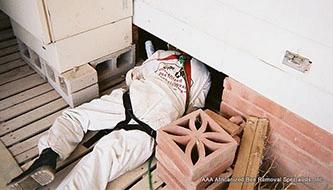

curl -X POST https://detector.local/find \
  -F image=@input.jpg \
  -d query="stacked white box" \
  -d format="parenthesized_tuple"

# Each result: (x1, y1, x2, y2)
(1, 0, 135, 107)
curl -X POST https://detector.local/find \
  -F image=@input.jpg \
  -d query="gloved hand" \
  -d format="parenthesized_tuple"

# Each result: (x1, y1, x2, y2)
(131, 68, 145, 80)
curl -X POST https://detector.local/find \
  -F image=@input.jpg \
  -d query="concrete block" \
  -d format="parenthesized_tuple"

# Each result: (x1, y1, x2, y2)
(90, 44, 135, 82)
(156, 147, 231, 190)
(156, 161, 185, 190)
(17, 39, 46, 79)
(156, 109, 238, 183)
(45, 63, 99, 107)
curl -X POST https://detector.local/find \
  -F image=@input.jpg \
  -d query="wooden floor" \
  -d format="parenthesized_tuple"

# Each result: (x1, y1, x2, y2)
(0, 15, 168, 190)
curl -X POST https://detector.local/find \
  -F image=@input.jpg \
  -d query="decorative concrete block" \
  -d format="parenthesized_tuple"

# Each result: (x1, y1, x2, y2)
(156, 158, 233, 190)
(156, 160, 185, 190)
(156, 147, 232, 189)
(156, 109, 238, 188)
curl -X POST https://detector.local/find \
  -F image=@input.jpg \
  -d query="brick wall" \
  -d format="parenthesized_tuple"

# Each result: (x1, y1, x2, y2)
(220, 77, 332, 190)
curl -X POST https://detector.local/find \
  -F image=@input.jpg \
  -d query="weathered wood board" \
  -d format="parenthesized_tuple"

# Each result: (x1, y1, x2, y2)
(228, 116, 269, 190)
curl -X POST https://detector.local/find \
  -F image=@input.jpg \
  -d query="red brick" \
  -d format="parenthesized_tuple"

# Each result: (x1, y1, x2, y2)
(156, 109, 238, 182)
(221, 79, 332, 165)
(264, 112, 332, 165)
(228, 115, 245, 126)
(223, 77, 232, 91)
(221, 77, 333, 189)
(268, 134, 332, 184)
(224, 77, 287, 119)
(220, 102, 244, 118)
(283, 110, 333, 151)
(224, 77, 333, 151)
(268, 151, 330, 190)
(222, 89, 265, 117)
(204, 109, 242, 136)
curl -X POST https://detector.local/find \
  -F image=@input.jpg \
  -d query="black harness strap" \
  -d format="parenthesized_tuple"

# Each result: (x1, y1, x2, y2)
(83, 91, 156, 148)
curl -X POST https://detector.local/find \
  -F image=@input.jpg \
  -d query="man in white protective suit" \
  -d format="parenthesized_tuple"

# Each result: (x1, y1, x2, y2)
(8, 50, 211, 190)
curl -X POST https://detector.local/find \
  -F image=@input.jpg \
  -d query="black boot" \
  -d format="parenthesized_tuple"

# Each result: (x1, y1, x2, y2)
(7, 148, 59, 188)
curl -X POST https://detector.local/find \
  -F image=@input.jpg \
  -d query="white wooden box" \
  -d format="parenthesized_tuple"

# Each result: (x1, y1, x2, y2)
(11, 17, 132, 73)
(0, 0, 132, 44)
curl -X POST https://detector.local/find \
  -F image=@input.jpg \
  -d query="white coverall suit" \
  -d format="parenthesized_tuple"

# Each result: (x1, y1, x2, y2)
(38, 50, 211, 189)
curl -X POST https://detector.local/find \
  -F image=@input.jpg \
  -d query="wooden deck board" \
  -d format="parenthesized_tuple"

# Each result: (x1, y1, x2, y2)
(1, 110, 63, 147)
(0, 90, 61, 121)
(0, 65, 34, 86)
(0, 52, 21, 65)
(0, 45, 18, 57)
(0, 98, 67, 136)
(0, 27, 168, 189)
(0, 83, 53, 111)
(9, 131, 48, 156)
(107, 159, 157, 189)
(0, 38, 17, 49)
(0, 59, 26, 74)
(15, 146, 39, 165)
(0, 140, 22, 189)
(0, 29, 14, 42)
(130, 169, 164, 190)
(0, 74, 46, 100)
(0, 18, 11, 31)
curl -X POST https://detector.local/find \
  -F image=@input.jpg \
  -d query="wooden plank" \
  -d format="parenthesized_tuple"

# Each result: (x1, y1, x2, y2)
(0, 45, 19, 57)
(204, 109, 241, 136)
(0, 38, 17, 49)
(0, 140, 22, 189)
(1, 110, 63, 146)
(15, 146, 39, 165)
(228, 117, 269, 190)
(130, 169, 164, 190)
(0, 29, 14, 42)
(0, 74, 45, 100)
(242, 117, 269, 190)
(107, 159, 157, 190)
(0, 52, 21, 65)
(0, 98, 67, 136)
(0, 83, 53, 111)
(228, 117, 258, 190)
(9, 131, 48, 156)
(0, 65, 34, 85)
(0, 59, 26, 74)
(0, 90, 60, 121)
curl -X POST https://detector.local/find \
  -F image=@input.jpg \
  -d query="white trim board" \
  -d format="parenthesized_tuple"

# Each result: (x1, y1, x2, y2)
(135, 0, 333, 96)
(133, 0, 333, 132)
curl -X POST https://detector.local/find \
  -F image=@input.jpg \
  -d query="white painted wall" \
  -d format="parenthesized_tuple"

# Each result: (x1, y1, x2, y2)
(133, 0, 333, 132)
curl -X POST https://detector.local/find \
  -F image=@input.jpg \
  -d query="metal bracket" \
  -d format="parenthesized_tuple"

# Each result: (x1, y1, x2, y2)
(283, 50, 312, 73)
